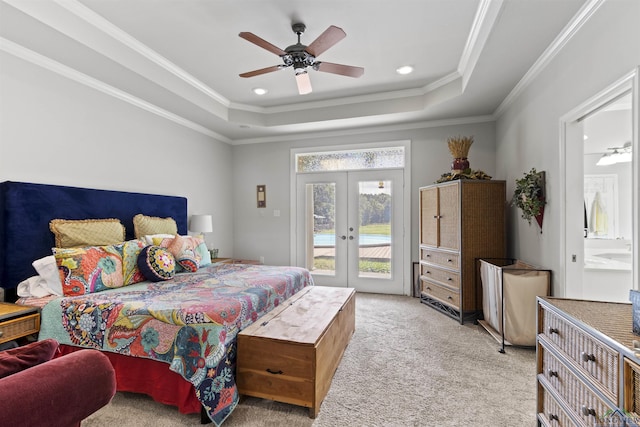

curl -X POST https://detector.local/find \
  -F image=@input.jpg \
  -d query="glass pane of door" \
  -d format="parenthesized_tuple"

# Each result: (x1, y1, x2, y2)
(347, 169, 404, 294)
(296, 172, 347, 287)
(357, 180, 391, 279)
(310, 182, 336, 276)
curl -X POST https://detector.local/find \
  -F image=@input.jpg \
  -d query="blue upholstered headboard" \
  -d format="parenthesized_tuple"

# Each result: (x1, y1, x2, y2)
(0, 181, 187, 293)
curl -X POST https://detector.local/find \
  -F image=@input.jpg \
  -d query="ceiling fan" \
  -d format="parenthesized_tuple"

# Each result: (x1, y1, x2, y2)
(239, 23, 364, 95)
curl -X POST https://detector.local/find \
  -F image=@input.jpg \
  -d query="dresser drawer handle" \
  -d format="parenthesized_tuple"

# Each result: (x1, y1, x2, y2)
(447, 259, 453, 263)
(548, 413, 559, 422)
(447, 296, 452, 300)
(547, 369, 558, 378)
(447, 277, 453, 281)
(426, 271, 431, 274)
(580, 352, 596, 363)
(581, 406, 596, 417)
(426, 254, 431, 257)
(266, 368, 284, 375)
(426, 287, 431, 291)
(548, 327, 559, 335)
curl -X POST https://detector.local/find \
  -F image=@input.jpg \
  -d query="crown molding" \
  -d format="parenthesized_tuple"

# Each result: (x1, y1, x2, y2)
(232, 115, 495, 145)
(53, 0, 230, 107)
(0, 37, 231, 143)
(2, 0, 500, 142)
(493, 0, 606, 118)
(458, 0, 504, 90)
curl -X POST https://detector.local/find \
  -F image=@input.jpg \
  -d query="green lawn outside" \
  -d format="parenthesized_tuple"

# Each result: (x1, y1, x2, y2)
(315, 223, 391, 235)
(314, 257, 390, 274)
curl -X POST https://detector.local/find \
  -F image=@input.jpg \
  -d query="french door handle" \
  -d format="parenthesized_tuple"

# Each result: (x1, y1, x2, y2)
(349, 236, 354, 240)
(340, 235, 347, 240)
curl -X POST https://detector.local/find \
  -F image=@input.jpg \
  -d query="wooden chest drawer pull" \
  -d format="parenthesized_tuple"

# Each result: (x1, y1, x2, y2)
(581, 406, 596, 417)
(447, 277, 452, 281)
(548, 413, 559, 422)
(447, 296, 453, 300)
(447, 259, 452, 263)
(426, 286, 431, 290)
(426, 254, 431, 257)
(266, 368, 284, 375)
(580, 352, 596, 362)
(547, 369, 558, 378)
(548, 327, 559, 335)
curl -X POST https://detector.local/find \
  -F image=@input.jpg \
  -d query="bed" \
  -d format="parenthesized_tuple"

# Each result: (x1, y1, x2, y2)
(0, 181, 313, 425)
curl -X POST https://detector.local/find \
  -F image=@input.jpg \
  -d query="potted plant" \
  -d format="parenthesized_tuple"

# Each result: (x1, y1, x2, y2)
(512, 168, 546, 229)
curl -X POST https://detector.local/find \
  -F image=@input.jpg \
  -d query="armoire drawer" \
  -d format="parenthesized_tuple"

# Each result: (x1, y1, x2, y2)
(420, 279, 459, 309)
(539, 305, 619, 402)
(420, 248, 459, 269)
(420, 264, 460, 288)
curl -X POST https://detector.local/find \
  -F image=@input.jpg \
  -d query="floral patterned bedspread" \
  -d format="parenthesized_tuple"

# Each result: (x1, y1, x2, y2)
(40, 263, 312, 425)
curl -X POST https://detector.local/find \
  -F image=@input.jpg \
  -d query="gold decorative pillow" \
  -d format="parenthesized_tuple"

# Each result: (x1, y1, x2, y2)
(49, 218, 125, 248)
(133, 214, 177, 239)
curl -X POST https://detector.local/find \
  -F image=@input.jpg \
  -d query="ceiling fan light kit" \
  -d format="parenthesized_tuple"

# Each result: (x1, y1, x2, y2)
(239, 23, 364, 95)
(295, 69, 312, 95)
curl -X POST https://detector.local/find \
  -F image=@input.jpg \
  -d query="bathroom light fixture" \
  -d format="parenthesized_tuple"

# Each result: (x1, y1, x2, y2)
(396, 65, 413, 75)
(596, 142, 632, 166)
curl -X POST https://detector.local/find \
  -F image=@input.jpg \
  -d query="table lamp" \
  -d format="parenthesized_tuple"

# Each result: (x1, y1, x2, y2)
(189, 214, 213, 247)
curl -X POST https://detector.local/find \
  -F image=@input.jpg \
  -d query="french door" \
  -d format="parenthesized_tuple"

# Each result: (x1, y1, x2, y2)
(295, 169, 404, 294)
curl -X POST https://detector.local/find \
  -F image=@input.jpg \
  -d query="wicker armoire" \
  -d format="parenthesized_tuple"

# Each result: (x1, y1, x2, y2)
(419, 180, 506, 323)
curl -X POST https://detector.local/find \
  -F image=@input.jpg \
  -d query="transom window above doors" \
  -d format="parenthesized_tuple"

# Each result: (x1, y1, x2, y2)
(296, 146, 405, 172)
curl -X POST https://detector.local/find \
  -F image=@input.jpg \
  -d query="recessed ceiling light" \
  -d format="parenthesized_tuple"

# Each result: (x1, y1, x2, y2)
(396, 65, 414, 75)
(253, 88, 268, 95)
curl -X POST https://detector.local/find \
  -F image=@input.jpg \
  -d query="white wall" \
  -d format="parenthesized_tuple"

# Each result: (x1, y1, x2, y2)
(231, 121, 496, 266)
(495, 0, 640, 296)
(0, 51, 234, 254)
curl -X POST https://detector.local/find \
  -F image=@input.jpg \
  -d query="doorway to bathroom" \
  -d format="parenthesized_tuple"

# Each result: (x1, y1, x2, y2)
(562, 70, 638, 302)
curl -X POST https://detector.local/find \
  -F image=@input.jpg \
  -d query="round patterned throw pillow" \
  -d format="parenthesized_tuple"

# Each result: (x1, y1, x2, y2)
(137, 245, 176, 282)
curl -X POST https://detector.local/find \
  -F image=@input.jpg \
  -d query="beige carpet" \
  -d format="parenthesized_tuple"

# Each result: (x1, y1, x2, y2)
(83, 293, 536, 427)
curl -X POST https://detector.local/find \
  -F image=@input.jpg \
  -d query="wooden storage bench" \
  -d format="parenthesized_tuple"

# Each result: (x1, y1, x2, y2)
(237, 286, 356, 417)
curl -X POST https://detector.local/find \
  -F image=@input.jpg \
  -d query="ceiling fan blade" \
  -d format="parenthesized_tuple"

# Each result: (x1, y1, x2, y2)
(305, 25, 346, 57)
(315, 62, 364, 78)
(239, 65, 285, 78)
(239, 32, 287, 56)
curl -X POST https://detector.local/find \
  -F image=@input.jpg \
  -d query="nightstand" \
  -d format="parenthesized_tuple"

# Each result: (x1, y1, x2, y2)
(0, 302, 40, 346)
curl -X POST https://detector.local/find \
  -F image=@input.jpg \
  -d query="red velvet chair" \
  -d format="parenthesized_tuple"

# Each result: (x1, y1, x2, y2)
(0, 339, 116, 427)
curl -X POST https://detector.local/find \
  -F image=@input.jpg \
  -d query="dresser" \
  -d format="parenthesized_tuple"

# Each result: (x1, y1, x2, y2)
(418, 180, 506, 323)
(537, 297, 640, 426)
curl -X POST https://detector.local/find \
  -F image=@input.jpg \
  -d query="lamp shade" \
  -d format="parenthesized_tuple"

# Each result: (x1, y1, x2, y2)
(189, 214, 213, 233)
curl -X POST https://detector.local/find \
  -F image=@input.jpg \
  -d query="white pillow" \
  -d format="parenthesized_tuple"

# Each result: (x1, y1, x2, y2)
(33, 255, 62, 296)
(17, 276, 51, 298)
